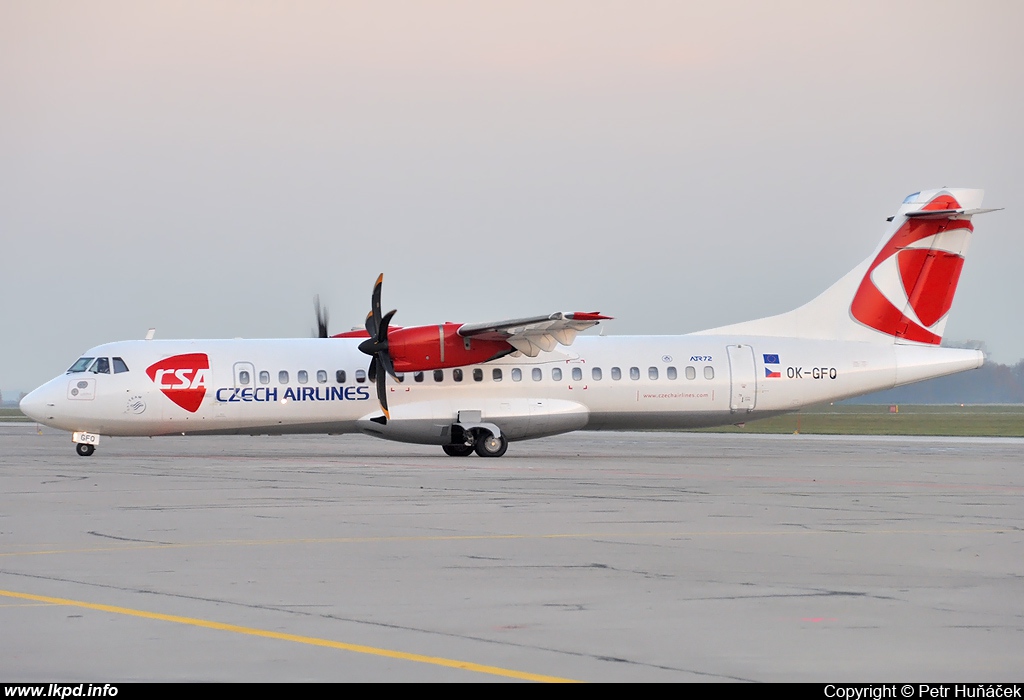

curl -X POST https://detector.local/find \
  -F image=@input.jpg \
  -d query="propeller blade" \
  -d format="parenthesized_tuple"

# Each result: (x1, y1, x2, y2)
(376, 371, 390, 421)
(378, 309, 396, 342)
(314, 295, 329, 338)
(378, 350, 398, 380)
(370, 273, 383, 331)
(359, 273, 395, 421)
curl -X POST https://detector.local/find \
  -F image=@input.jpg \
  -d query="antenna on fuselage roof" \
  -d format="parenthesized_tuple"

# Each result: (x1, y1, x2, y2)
(145, 328, 156, 340)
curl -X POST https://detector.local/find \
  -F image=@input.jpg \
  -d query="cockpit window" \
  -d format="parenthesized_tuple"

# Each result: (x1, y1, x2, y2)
(68, 357, 94, 373)
(89, 357, 110, 374)
(112, 357, 129, 374)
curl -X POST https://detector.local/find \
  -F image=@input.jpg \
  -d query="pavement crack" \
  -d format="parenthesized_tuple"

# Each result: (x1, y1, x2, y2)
(86, 531, 174, 545)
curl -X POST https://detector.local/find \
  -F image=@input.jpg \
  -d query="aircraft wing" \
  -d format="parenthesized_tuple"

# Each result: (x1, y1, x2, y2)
(458, 312, 612, 357)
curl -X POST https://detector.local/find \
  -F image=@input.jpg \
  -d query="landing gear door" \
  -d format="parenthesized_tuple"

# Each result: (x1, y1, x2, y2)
(727, 344, 757, 413)
(232, 362, 255, 389)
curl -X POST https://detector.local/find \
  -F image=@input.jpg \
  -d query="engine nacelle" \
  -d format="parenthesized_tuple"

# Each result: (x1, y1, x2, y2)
(388, 323, 512, 372)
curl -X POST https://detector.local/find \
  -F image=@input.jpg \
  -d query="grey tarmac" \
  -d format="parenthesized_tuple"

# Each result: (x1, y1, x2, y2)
(1, 424, 1021, 682)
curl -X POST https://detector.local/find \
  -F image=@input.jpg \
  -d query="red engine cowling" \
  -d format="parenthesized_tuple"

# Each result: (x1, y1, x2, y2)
(387, 323, 511, 372)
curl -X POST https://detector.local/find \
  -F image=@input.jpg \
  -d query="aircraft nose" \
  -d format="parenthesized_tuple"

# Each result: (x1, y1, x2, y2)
(19, 385, 53, 423)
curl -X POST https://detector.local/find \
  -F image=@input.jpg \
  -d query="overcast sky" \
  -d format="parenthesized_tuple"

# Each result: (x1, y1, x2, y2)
(3, 1, 1022, 394)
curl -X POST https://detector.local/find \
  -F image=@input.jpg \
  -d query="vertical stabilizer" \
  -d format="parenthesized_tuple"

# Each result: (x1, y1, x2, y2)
(695, 188, 997, 344)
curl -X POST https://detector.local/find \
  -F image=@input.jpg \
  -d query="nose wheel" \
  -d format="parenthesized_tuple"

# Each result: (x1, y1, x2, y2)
(76, 443, 95, 457)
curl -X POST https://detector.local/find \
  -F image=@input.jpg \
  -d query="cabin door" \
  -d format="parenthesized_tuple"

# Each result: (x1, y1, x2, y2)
(727, 344, 757, 413)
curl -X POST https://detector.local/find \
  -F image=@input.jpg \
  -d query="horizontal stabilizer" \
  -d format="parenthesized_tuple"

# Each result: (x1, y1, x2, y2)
(904, 207, 1002, 220)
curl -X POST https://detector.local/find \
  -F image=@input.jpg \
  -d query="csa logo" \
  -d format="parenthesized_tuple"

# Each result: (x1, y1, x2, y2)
(146, 353, 209, 413)
(850, 194, 971, 345)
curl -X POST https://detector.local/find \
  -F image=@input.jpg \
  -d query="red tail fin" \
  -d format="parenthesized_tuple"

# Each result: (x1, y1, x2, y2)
(850, 194, 972, 344)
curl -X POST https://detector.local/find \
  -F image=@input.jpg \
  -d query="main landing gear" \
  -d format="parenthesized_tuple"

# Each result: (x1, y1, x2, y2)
(442, 429, 508, 458)
(474, 432, 508, 458)
(76, 443, 95, 457)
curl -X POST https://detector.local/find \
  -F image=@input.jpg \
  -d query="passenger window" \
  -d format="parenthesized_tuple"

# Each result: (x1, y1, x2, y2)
(90, 357, 110, 374)
(453, 368, 463, 382)
(434, 369, 444, 382)
(686, 366, 696, 380)
(572, 367, 582, 381)
(532, 367, 542, 381)
(395, 373, 405, 382)
(414, 372, 424, 383)
(649, 367, 659, 380)
(259, 370, 270, 384)
(592, 367, 602, 380)
(704, 366, 715, 380)
(492, 368, 503, 382)
(552, 367, 562, 381)
(336, 370, 346, 384)
(667, 366, 677, 380)
(473, 368, 483, 382)
(298, 370, 308, 384)
(512, 368, 522, 382)
(112, 357, 129, 374)
(317, 370, 328, 384)
(355, 369, 366, 383)
(611, 367, 621, 380)
(239, 370, 250, 385)
(630, 367, 640, 380)
(279, 370, 289, 384)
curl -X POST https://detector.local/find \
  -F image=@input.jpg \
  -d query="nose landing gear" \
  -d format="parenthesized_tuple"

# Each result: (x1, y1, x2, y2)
(72, 431, 99, 457)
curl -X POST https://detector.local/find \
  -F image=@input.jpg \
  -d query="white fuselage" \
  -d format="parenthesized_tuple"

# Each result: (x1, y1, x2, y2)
(20, 187, 994, 455)
(21, 334, 983, 445)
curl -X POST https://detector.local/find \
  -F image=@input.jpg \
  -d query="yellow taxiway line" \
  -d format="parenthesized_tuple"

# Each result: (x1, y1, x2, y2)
(0, 588, 578, 683)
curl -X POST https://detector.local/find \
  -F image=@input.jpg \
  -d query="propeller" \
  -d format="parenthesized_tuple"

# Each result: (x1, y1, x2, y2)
(313, 294, 329, 338)
(357, 274, 401, 420)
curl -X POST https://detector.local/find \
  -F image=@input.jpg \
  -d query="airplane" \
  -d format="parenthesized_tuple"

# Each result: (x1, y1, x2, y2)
(20, 187, 1000, 458)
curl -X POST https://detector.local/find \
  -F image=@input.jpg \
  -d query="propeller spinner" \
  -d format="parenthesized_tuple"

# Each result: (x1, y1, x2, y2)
(357, 274, 402, 421)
